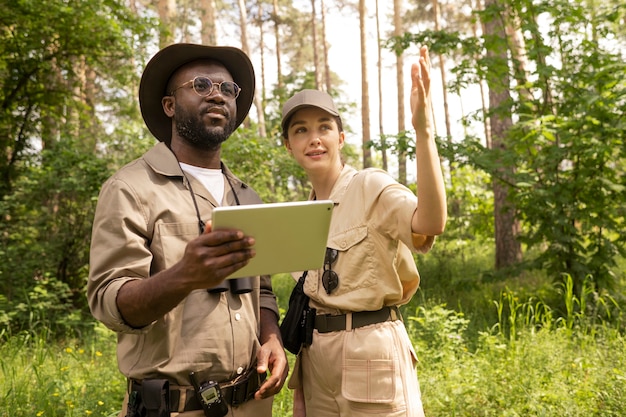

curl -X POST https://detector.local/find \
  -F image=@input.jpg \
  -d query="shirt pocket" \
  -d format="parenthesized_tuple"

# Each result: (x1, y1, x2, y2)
(327, 226, 376, 294)
(342, 358, 396, 403)
(154, 222, 199, 269)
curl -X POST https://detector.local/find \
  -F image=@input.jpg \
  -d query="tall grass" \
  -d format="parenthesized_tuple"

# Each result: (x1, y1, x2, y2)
(408, 276, 626, 416)
(2, 272, 625, 416)
(0, 324, 124, 417)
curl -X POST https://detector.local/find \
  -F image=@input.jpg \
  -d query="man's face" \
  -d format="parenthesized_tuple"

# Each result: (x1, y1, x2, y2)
(167, 60, 238, 151)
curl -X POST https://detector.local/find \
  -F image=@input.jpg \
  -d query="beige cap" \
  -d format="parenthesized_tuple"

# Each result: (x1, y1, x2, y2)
(281, 89, 340, 133)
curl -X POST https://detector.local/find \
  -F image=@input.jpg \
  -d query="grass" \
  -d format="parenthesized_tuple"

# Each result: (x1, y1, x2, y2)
(0, 325, 124, 417)
(2, 261, 626, 416)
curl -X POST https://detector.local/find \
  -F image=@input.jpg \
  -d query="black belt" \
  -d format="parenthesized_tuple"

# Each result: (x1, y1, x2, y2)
(314, 306, 402, 333)
(129, 370, 265, 412)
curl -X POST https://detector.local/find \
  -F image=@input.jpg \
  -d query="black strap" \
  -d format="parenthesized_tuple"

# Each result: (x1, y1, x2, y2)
(130, 370, 265, 412)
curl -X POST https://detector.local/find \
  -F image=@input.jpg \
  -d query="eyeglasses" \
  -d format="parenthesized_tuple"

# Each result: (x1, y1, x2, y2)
(322, 247, 339, 295)
(169, 76, 241, 99)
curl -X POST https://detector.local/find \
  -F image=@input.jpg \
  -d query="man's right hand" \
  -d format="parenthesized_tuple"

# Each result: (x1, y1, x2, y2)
(116, 221, 255, 328)
(178, 220, 256, 290)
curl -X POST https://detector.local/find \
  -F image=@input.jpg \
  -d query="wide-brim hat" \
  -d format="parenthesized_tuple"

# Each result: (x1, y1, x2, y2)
(139, 43, 255, 143)
(281, 89, 340, 133)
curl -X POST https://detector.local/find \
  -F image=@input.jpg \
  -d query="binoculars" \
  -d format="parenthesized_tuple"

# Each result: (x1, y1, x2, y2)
(208, 277, 252, 294)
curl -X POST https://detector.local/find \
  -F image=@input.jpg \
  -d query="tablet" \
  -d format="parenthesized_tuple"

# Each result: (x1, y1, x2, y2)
(211, 200, 334, 279)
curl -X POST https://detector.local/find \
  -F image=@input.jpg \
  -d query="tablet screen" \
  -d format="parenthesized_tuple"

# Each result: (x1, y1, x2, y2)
(211, 200, 334, 279)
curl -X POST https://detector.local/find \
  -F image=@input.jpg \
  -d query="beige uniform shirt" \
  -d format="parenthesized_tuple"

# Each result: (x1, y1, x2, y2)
(87, 142, 279, 385)
(303, 165, 434, 314)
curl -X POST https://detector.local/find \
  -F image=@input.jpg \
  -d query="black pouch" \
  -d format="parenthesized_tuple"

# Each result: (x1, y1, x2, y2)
(141, 379, 170, 417)
(280, 272, 316, 355)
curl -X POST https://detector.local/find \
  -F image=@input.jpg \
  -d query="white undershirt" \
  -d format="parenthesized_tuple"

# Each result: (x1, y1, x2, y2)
(179, 162, 225, 205)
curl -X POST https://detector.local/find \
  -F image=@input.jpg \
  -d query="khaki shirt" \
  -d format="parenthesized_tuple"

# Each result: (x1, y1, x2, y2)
(303, 165, 434, 314)
(87, 142, 279, 385)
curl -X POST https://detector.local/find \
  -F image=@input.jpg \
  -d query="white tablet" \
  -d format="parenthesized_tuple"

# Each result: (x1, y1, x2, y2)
(211, 200, 334, 279)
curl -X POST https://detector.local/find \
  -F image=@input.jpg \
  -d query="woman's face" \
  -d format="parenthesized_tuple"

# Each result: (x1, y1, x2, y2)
(284, 107, 344, 173)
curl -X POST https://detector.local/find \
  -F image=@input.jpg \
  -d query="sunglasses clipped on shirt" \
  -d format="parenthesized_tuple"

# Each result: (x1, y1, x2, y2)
(322, 247, 339, 295)
(169, 76, 241, 99)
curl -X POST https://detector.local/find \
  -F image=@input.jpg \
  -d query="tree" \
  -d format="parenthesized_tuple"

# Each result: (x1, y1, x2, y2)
(0, 0, 155, 334)
(374, 0, 387, 171)
(359, 0, 372, 168)
(481, 0, 522, 269)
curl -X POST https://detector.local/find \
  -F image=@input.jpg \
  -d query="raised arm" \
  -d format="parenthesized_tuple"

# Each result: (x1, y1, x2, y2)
(410, 46, 447, 237)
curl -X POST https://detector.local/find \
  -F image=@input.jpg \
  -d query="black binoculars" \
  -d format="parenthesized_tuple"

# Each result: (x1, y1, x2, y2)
(208, 277, 252, 294)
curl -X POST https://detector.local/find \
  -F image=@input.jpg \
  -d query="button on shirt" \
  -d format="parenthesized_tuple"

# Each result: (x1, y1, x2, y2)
(303, 165, 434, 314)
(87, 142, 279, 385)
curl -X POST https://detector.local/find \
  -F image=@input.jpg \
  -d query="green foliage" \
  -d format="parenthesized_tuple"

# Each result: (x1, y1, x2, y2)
(394, 0, 626, 293)
(0, 324, 125, 417)
(367, 130, 415, 158)
(0, 0, 156, 336)
(222, 126, 309, 202)
(408, 286, 626, 416)
(0, 0, 155, 197)
(406, 303, 470, 363)
(3, 269, 626, 417)
(0, 141, 113, 336)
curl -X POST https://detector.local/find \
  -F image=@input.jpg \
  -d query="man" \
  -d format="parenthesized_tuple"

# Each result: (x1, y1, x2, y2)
(87, 43, 288, 417)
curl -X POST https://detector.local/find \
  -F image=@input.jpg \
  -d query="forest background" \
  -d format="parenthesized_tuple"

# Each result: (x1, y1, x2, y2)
(1, 0, 626, 415)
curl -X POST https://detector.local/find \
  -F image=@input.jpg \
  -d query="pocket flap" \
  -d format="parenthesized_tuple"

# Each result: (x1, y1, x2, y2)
(328, 226, 367, 251)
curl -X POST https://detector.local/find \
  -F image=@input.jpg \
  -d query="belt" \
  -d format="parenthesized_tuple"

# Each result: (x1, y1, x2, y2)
(314, 306, 402, 333)
(129, 370, 265, 412)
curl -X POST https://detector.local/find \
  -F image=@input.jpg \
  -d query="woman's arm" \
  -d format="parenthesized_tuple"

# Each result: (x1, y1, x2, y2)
(410, 46, 447, 237)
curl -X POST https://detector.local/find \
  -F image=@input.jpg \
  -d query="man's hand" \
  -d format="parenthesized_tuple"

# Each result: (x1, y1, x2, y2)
(117, 220, 255, 328)
(255, 309, 289, 399)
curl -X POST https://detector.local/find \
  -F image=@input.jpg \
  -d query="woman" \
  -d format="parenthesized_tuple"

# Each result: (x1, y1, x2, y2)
(280, 46, 446, 417)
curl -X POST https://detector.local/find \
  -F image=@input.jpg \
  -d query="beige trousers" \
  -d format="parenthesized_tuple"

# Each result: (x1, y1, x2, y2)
(291, 320, 425, 417)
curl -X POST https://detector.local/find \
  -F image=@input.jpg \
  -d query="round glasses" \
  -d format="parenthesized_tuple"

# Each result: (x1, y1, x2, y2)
(322, 247, 339, 295)
(169, 76, 241, 99)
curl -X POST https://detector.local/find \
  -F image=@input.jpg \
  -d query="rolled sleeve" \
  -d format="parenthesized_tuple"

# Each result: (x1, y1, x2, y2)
(87, 174, 154, 333)
(259, 274, 279, 319)
(411, 233, 435, 254)
(95, 277, 156, 333)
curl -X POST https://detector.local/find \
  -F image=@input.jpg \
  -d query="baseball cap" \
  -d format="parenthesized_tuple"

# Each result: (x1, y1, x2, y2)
(281, 89, 340, 133)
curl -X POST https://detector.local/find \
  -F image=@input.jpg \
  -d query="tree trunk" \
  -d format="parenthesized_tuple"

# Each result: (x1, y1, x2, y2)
(375, 0, 387, 171)
(359, 0, 371, 168)
(156, 0, 176, 47)
(257, 0, 267, 105)
(237, 0, 266, 137)
(432, 0, 451, 142)
(199, 0, 217, 45)
(393, 0, 406, 183)
(310, 0, 322, 90)
(471, 0, 491, 148)
(272, 0, 283, 91)
(483, 0, 522, 269)
(321, 0, 332, 92)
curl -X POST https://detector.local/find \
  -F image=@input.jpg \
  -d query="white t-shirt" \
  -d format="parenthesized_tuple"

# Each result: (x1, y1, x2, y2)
(179, 162, 225, 205)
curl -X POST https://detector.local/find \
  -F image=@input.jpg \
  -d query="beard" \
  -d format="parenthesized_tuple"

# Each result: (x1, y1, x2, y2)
(174, 103, 237, 151)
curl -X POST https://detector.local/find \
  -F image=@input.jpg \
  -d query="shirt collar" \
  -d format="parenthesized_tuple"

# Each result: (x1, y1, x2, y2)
(143, 142, 248, 189)
(309, 164, 358, 204)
